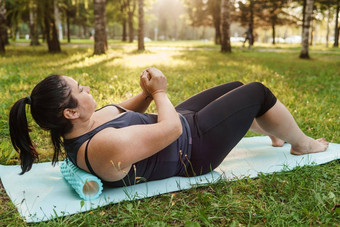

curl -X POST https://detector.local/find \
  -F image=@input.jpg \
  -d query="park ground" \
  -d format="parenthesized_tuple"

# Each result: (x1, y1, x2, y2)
(0, 41, 339, 226)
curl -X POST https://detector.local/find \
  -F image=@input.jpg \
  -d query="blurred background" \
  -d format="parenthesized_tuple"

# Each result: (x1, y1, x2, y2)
(0, 0, 339, 48)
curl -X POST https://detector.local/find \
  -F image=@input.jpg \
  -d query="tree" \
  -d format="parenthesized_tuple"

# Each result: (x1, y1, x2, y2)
(0, 0, 6, 54)
(237, 0, 255, 46)
(183, 0, 222, 44)
(236, 0, 295, 46)
(5, 0, 26, 41)
(137, 0, 144, 50)
(300, 0, 314, 58)
(119, 0, 128, 41)
(126, 0, 136, 43)
(5, 0, 41, 46)
(221, 0, 231, 52)
(183, 0, 209, 27)
(208, 0, 221, 44)
(316, 0, 332, 47)
(62, 0, 76, 43)
(93, 0, 107, 55)
(29, 0, 39, 45)
(334, 0, 339, 47)
(248, 0, 255, 46)
(43, 0, 61, 53)
(61, 0, 90, 43)
(314, 0, 337, 47)
(259, 0, 290, 45)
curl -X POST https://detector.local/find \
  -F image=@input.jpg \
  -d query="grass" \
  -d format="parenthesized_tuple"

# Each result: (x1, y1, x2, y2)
(14, 38, 340, 50)
(0, 41, 339, 226)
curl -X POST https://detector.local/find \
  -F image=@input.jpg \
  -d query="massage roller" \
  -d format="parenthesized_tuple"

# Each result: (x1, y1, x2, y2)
(60, 159, 103, 200)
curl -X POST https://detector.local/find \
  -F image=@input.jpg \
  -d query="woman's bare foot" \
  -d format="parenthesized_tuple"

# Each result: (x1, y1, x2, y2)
(269, 135, 285, 147)
(290, 138, 329, 155)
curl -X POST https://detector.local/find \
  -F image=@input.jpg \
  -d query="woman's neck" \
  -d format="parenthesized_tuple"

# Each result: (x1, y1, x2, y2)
(63, 105, 124, 139)
(64, 115, 96, 139)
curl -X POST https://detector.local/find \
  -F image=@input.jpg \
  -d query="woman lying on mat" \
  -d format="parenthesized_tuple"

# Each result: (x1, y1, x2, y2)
(9, 67, 328, 187)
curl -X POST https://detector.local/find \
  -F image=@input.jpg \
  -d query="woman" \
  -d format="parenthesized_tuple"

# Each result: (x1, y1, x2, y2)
(9, 67, 328, 187)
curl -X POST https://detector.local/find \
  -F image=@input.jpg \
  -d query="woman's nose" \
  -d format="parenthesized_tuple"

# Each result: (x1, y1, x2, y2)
(85, 86, 90, 93)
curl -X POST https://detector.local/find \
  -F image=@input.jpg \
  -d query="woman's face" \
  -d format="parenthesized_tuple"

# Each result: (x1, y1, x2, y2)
(62, 76, 97, 119)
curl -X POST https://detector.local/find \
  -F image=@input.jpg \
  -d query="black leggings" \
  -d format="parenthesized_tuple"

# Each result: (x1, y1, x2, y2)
(176, 81, 277, 176)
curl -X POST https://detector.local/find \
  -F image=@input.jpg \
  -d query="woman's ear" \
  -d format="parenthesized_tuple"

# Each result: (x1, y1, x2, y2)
(63, 108, 79, 120)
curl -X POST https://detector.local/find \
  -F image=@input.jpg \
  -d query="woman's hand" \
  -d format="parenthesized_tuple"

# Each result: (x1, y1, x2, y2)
(140, 67, 167, 97)
(139, 70, 152, 98)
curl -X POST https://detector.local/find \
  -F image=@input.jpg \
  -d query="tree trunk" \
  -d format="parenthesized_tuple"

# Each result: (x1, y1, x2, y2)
(302, 0, 306, 35)
(127, 0, 136, 43)
(220, 0, 231, 53)
(299, 0, 314, 59)
(44, 0, 61, 53)
(334, 0, 339, 47)
(214, 22, 221, 45)
(66, 10, 71, 43)
(4, 26, 8, 45)
(249, 0, 254, 46)
(212, 0, 221, 45)
(0, 0, 7, 54)
(137, 0, 144, 51)
(93, 0, 108, 55)
(272, 20, 276, 45)
(0, 36, 4, 55)
(128, 11, 134, 42)
(29, 0, 40, 46)
(121, 2, 127, 41)
(41, 23, 45, 42)
(122, 17, 127, 41)
(326, 7, 330, 47)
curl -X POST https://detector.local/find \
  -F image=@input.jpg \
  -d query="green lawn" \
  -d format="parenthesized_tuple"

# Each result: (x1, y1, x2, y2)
(0, 42, 339, 226)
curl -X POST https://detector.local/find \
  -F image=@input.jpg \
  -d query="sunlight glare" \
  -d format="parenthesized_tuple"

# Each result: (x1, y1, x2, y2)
(107, 50, 190, 68)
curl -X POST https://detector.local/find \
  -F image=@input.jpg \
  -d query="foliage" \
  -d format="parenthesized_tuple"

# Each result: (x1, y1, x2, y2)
(0, 42, 339, 225)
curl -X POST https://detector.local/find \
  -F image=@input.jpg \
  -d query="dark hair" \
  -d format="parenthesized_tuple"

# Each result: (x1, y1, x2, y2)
(9, 75, 78, 174)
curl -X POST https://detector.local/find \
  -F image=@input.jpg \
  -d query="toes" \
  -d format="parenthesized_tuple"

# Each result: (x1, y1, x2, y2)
(317, 138, 329, 145)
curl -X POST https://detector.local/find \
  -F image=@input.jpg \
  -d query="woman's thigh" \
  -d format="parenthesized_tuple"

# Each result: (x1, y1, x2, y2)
(188, 82, 277, 176)
(175, 81, 243, 112)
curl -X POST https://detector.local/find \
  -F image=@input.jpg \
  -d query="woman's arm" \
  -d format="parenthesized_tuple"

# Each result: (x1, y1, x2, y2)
(118, 92, 152, 113)
(82, 68, 183, 181)
(118, 70, 153, 113)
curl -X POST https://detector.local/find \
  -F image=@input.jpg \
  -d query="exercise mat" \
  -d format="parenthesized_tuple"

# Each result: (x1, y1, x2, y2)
(0, 137, 339, 223)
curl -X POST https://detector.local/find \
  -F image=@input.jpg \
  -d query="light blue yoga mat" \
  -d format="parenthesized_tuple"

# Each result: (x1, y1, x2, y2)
(0, 136, 339, 223)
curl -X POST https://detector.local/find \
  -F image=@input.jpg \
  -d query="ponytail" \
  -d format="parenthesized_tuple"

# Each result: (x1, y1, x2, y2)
(9, 97, 39, 174)
(9, 75, 78, 174)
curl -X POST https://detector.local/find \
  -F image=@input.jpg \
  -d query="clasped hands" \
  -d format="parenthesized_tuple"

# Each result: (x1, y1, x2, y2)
(139, 67, 167, 99)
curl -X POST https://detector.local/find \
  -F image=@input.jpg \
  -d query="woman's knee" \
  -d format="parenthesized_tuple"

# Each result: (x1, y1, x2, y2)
(245, 82, 272, 98)
(232, 81, 244, 87)
(245, 82, 277, 117)
(246, 81, 266, 90)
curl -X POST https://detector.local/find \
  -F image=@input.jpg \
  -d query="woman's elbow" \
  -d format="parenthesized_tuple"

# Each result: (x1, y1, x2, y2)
(161, 116, 182, 139)
(175, 123, 182, 137)
(165, 120, 182, 138)
(173, 117, 183, 137)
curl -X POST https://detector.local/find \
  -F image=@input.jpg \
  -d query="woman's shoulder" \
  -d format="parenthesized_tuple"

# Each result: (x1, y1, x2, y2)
(64, 104, 125, 140)
(96, 104, 128, 113)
